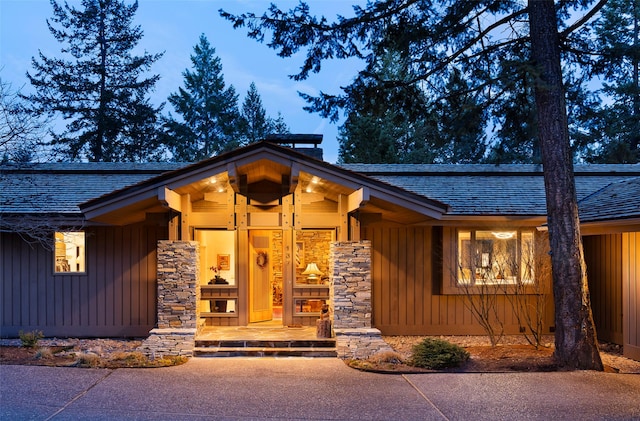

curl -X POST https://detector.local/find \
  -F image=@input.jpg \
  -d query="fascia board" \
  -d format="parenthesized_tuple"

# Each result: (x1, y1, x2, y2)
(82, 188, 158, 221)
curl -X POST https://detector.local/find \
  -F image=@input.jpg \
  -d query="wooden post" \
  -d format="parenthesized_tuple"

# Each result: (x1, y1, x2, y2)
(316, 319, 332, 338)
(316, 304, 331, 338)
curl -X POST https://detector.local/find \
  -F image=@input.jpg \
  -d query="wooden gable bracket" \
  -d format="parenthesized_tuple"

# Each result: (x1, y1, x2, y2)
(226, 163, 240, 193)
(347, 187, 370, 213)
(158, 186, 182, 212)
(288, 162, 300, 194)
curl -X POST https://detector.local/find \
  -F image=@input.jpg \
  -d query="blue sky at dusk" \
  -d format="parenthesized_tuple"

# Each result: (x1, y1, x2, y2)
(0, 0, 366, 163)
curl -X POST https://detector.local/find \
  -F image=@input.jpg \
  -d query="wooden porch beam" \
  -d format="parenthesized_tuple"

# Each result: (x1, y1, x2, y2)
(180, 193, 192, 240)
(347, 187, 370, 213)
(338, 194, 349, 241)
(226, 163, 240, 193)
(289, 162, 300, 194)
(158, 186, 182, 212)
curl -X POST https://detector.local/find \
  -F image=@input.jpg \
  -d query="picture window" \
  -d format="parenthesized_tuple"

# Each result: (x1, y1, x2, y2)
(457, 230, 534, 285)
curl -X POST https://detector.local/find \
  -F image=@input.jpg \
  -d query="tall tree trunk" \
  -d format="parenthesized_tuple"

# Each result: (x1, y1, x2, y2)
(528, 0, 603, 370)
(633, 0, 640, 152)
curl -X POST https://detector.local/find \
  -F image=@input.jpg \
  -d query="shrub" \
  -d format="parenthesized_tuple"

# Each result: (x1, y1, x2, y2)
(369, 351, 405, 365)
(109, 351, 148, 367)
(73, 353, 101, 368)
(409, 338, 470, 369)
(34, 347, 54, 360)
(19, 330, 44, 348)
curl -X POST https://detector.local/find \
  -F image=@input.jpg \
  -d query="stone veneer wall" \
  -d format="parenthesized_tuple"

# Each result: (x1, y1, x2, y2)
(330, 241, 393, 359)
(138, 240, 199, 358)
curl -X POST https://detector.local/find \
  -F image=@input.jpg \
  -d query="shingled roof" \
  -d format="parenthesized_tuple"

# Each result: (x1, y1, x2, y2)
(579, 177, 640, 223)
(2, 160, 639, 220)
(0, 162, 186, 214)
(340, 164, 640, 216)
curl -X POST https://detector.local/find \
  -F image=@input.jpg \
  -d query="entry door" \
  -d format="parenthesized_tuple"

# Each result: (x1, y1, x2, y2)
(249, 231, 272, 322)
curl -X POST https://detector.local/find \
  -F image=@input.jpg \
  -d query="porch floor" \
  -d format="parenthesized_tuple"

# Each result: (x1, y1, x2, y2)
(196, 319, 318, 341)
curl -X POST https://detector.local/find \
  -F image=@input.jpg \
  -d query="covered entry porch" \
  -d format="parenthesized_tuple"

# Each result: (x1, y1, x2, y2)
(138, 239, 393, 359)
(80, 140, 447, 358)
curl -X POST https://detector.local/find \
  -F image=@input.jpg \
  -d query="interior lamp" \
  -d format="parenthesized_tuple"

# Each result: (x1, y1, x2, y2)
(302, 262, 323, 284)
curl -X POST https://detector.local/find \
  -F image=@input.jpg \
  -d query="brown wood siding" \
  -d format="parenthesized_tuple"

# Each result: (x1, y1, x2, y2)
(622, 232, 640, 360)
(1, 221, 166, 338)
(584, 234, 624, 344)
(364, 225, 554, 336)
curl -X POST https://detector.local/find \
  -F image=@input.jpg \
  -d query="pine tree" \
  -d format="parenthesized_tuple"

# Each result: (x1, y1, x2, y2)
(164, 34, 241, 161)
(241, 82, 269, 144)
(268, 112, 290, 135)
(435, 68, 487, 163)
(239, 82, 291, 143)
(336, 49, 442, 164)
(586, 0, 640, 163)
(24, 0, 163, 162)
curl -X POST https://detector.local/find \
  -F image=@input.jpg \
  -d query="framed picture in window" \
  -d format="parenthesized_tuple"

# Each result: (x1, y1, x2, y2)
(217, 254, 230, 270)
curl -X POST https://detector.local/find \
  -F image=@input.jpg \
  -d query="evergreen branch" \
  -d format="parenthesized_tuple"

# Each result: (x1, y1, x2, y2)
(560, 0, 609, 38)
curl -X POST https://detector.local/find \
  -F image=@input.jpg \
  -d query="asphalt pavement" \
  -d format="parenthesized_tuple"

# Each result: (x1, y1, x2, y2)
(1, 358, 639, 420)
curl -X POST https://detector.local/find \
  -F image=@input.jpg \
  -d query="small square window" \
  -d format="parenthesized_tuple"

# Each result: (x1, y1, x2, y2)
(54, 231, 85, 273)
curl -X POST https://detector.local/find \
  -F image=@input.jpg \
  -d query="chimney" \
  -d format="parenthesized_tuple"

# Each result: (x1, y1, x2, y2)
(264, 134, 323, 161)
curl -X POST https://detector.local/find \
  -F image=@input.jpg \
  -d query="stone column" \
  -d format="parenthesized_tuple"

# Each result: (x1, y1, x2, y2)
(330, 241, 392, 359)
(139, 240, 199, 358)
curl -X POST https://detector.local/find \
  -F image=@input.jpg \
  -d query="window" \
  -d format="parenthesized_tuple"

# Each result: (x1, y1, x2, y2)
(294, 229, 334, 286)
(295, 298, 327, 314)
(54, 231, 85, 273)
(457, 230, 534, 285)
(195, 229, 236, 286)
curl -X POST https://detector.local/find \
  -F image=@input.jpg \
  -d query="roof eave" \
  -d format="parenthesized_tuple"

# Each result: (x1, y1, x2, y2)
(80, 142, 450, 223)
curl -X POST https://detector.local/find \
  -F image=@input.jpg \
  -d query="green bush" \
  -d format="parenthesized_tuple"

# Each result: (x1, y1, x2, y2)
(409, 338, 470, 369)
(19, 330, 44, 348)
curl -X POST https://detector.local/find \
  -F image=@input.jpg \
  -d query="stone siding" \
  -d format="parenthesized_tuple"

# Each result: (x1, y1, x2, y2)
(330, 241, 392, 359)
(137, 328, 197, 358)
(139, 241, 199, 358)
(332, 328, 394, 359)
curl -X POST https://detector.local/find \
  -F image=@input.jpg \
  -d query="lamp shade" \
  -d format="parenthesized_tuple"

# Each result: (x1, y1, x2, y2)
(302, 263, 323, 276)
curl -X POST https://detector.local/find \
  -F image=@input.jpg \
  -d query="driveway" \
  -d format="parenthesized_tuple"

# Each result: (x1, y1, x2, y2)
(1, 358, 639, 420)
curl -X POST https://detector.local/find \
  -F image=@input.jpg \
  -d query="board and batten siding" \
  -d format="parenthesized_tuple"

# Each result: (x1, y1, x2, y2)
(1, 221, 167, 337)
(584, 232, 640, 361)
(622, 232, 639, 360)
(363, 225, 554, 336)
(584, 234, 624, 344)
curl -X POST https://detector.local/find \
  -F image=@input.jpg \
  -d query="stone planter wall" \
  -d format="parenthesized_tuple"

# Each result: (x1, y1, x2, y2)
(330, 241, 392, 359)
(139, 240, 199, 358)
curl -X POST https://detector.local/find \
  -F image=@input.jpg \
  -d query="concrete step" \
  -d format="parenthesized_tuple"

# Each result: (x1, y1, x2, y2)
(193, 339, 337, 358)
(193, 346, 337, 358)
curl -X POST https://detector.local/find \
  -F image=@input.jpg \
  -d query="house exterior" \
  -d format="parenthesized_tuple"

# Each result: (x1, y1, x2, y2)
(1, 138, 639, 360)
